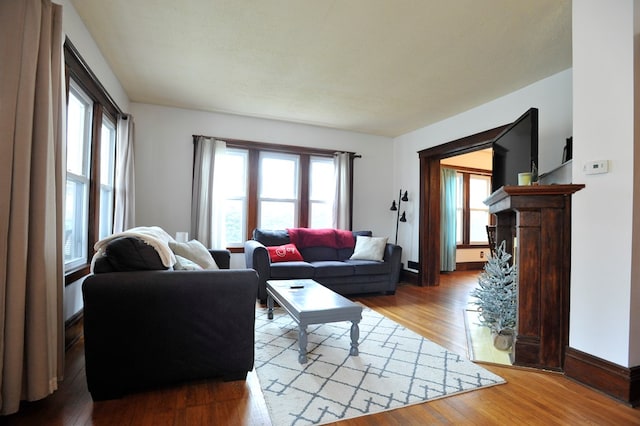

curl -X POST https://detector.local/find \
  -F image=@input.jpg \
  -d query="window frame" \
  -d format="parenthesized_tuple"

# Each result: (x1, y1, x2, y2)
(201, 137, 355, 249)
(64, 38, 122, 284)
(257, 151, 301, 229)
(454, 166, 493, 249)
(64, 80, 93, 271)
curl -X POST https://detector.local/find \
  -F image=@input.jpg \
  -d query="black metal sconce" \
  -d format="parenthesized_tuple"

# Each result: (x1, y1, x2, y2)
(390, 190, 408, 244)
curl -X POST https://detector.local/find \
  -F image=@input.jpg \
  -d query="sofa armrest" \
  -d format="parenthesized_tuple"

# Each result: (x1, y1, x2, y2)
(208, 249, 231, 269)
(384, 243, 403, 289)
(82, 269, 258, 400)
(244, 239, 271, 302)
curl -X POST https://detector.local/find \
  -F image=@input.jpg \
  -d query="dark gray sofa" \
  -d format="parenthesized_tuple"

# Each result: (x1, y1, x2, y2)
(82, 237, 259, 400)
(244, 228, 402, 303)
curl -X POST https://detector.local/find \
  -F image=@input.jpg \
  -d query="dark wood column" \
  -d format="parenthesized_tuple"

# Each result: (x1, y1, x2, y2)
(485, 184, 584, 371)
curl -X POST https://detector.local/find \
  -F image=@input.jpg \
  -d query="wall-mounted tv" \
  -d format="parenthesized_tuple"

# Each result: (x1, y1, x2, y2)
(491, 107, 539, 192)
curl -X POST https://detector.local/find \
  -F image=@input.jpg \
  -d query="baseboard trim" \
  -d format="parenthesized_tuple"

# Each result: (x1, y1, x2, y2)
(65, 310, 83, 351)
(400, 269, 419, 285)
(455, 262, 485, 271)
(564, 346, 639, 407)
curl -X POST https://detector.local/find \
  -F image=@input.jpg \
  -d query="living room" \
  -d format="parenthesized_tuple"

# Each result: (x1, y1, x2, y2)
(3, 0, 639, 422)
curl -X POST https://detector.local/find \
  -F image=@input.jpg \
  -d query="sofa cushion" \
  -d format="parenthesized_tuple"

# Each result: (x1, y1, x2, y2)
(311, 261, 355, 278)
(253, 229, 290, 246)
(98, 236, 167, 272)
(267, 243, 303, 263)
(300, 246, 339, 262)
(269, 261, 315, 279)
(345, 259, 392, 275)
(350, 236, 388, 262)
(173, 255, 204, 270)
(169, 240, 219, 269)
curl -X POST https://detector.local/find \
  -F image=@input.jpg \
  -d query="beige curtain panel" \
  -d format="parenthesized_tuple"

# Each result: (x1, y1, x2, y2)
(0, 0, 65, 415)
(333, 152, 352, 230)
(113, 114, 136, 233)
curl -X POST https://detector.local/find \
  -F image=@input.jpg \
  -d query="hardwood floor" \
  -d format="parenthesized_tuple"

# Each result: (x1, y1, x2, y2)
(4, 271, 640, 425)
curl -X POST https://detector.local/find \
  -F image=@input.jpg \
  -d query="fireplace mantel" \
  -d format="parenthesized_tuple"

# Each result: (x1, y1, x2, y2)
(485, 184, 584, 370)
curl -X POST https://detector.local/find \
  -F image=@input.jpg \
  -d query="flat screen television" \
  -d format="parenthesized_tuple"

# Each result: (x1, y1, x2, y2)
(491, 107, 539, 192)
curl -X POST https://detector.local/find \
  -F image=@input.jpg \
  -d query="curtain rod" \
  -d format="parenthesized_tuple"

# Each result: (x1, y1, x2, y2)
(192, 134, 360, 158)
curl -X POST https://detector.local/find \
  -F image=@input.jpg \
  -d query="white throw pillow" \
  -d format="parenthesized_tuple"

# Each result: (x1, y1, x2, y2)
(173, 254, 203, 270)
(349, 236, 388, 262)
(169, 239, 219, 270)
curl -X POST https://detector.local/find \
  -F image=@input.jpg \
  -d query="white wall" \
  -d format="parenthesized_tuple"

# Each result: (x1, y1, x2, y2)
(130, 103, 395, 266)
(58, 0, 131, 321)
(57, 0, 130, 114)
(392, 69, 573, 266)
(571, 0, 639, 367)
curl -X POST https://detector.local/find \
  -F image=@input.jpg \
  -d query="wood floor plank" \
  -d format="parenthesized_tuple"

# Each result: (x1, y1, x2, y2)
(2, 271, 639, 425)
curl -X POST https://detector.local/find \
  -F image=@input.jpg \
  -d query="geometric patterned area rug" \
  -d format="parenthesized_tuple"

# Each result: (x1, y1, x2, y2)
(254, 306, 506, 426)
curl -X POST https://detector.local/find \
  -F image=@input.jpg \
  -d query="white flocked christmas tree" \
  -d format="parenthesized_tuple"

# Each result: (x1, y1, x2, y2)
(470, 240, 517, 338)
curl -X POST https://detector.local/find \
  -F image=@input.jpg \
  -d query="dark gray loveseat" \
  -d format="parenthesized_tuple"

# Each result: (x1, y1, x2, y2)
(82, 237, 258, 400)
(244, 228, 402, 303)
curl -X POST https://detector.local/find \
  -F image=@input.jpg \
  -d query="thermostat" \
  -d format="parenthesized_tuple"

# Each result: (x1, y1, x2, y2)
(583, 160, 609, 175)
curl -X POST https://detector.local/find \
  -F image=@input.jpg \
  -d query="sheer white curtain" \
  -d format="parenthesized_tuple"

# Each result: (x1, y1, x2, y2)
(0, 0, 65, 415)
(113, 114, 135, 232)
(191, 136, 226, 248)
(333, 152, 352, 229)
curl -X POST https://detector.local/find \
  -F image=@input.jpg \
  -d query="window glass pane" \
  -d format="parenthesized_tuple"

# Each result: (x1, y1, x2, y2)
(64, 178, 88, 267)
(470, 210, 490, 243)
(100, 117, 116, 185)
(222, 150, 248, 198)
(470, 175, 491, 208)
(456, 209, 463, 244)
(310, 158, 334, 200)
(99, 187, 113, 239)
(260, 154, 297, 199)
(224, 199, 245, 245)
(66, 82, 92, 176)
(260, 201, 295, 229)
(310, 201, 333, 228)
(98, 116, 116, 239)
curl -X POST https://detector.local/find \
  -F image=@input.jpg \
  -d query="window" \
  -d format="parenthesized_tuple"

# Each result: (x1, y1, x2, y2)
(64, 81, 92, 269)
(213, 140, 343, 247)
(456, 171, 492, 246)
(220, 148, 248, 245)
(258, 152, 299, 229)
(309, 156, 335, 228)
(64, 39, 121, 282)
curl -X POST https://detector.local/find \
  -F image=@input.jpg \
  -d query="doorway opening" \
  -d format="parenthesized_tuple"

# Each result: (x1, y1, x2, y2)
(417, 124, 507, 287)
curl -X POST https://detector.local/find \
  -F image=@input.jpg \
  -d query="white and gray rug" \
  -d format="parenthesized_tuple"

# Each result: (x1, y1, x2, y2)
(254, 305, 505, 426)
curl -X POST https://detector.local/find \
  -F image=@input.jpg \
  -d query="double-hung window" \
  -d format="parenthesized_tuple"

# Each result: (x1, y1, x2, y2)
(64, 39, 121, 282)
(210, 140, 344, 248)
(64, 81, 92, 270)
(99, 116, 117, 240)
(309, 156, 335, 228)
(258, 152, 300, 229)
(220, 148, 249, 245)
(456, 170, 492, 246)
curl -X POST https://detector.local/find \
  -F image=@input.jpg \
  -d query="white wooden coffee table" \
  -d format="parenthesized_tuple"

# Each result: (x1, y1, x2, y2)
(266, 279, 363, 364)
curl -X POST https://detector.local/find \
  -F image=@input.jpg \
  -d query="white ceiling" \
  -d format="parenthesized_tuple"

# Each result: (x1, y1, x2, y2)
(71, 0, 572, 137)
